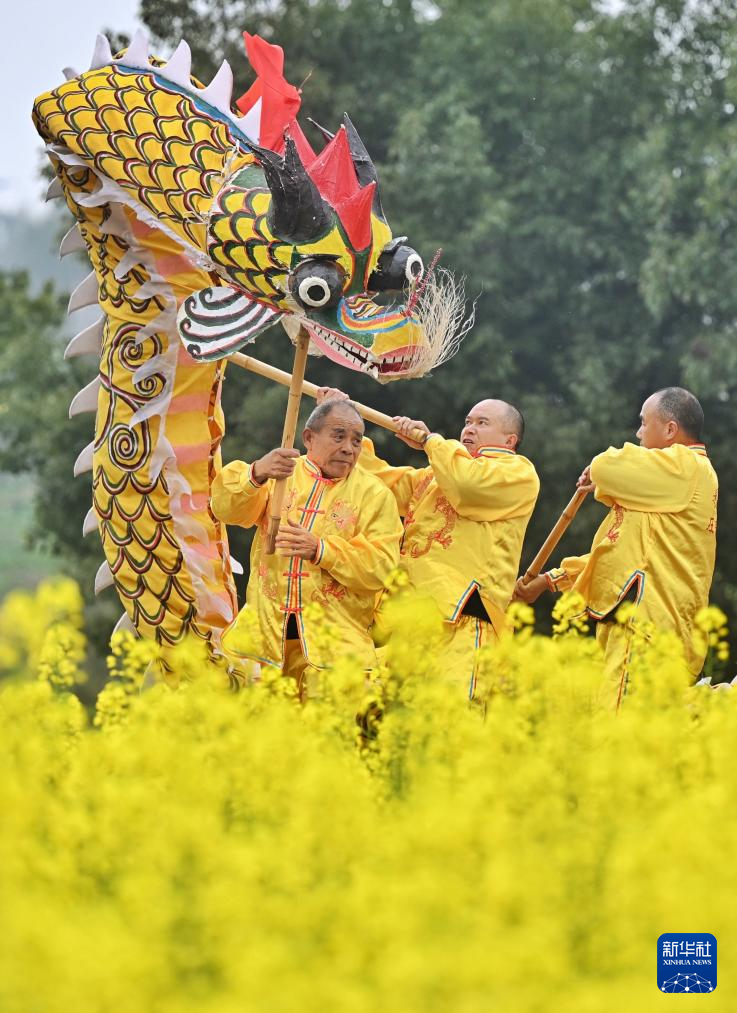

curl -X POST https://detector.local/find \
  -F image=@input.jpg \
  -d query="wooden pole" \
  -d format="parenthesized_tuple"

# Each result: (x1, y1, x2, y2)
(230, 350, 430, 445)
(264, 330, 311, 555)
(521, 487, 590, 583)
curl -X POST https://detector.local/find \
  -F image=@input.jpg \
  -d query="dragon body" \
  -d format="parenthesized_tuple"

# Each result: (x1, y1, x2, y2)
(32, 30, 454, 653)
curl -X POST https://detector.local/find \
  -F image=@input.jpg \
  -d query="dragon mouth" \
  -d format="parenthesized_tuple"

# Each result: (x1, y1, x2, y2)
(301, 320, 419, 378)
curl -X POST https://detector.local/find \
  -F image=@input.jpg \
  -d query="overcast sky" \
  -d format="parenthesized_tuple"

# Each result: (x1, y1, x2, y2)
(1, 0, 143, 216)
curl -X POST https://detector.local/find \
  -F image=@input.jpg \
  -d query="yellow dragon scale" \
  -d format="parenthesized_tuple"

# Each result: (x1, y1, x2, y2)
(34, 69, 243, 652)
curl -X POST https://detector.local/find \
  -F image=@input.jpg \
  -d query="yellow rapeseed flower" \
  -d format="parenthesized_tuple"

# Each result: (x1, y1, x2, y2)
(551, 590, 590, 636)
(0, 577, 735, 1011)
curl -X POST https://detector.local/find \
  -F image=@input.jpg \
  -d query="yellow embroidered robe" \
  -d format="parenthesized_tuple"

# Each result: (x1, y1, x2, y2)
(211, 455, 402, 669)
(359, 435, 540, 634)
(547, 442, 718, 674)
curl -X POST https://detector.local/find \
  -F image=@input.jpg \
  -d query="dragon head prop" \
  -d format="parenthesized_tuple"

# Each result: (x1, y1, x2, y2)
(186, 104, 430, 379)
(35, 29, 468, 380)
(155, 30, 454, 379)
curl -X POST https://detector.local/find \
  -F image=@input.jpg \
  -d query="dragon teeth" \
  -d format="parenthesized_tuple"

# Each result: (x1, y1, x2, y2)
(307, 322, 413, 375)
(311, 324, 371, 366)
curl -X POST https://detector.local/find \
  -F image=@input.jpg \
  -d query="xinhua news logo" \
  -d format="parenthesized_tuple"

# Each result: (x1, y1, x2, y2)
(657, 933, 717, 993)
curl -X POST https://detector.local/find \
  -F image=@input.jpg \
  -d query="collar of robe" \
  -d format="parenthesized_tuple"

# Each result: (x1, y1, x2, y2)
(474, 445, 517, 458)
(303, 455, 343, 483)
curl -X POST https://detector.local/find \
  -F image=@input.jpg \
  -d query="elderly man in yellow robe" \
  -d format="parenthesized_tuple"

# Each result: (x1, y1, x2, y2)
(316, 389, 540, 698)
(211, 399, 402, 695)
(514, 387, 718, 708)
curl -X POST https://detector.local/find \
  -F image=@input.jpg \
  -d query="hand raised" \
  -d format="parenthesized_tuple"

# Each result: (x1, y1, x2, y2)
(252, 447, 299, 483)
(392, 416, 430, 450)
(316, 386, 350, 406)
(576, 464, 595, 493)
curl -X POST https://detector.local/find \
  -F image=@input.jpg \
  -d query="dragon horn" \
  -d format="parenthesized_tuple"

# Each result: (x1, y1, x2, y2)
(247, 136, 332, 243)
(341, 112, 386, 222)
(307, 116, 335, 143)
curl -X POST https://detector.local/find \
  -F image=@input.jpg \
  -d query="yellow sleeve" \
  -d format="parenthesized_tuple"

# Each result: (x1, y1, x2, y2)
(424, 435, 540, 521)
(590, 443, 697, 512)
(314, 483, 402, 595)
(546, 554, 591, 592)
(357, 437, 425, 516)
(211, 460, 270, 528)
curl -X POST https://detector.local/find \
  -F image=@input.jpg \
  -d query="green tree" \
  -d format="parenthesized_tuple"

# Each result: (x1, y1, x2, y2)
(141, 0, 422, 160)
(376, 0, 737, 628)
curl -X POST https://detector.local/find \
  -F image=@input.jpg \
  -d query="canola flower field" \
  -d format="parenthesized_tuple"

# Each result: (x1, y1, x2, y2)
(1, 578, 736, 1012)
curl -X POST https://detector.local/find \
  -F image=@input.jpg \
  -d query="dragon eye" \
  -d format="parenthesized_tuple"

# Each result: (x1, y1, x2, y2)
(368, 241, 424, 292)
(405, 252, 424, 282)
(298, 277, 331, 307)
(290, 259, 344, 311)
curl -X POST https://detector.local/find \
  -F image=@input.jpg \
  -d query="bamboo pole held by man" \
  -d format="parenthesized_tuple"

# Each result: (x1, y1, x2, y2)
(230, 350, 430, 446)
(521, 487, 590, 584)
(263, 331, 311, 555)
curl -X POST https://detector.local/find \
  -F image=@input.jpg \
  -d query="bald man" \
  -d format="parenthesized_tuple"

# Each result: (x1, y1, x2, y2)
(317, 391, 540, 697)
(515, 387, 718, 708)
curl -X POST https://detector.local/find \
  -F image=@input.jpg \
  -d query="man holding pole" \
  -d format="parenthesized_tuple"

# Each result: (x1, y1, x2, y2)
(212, 399, 402, 695)
(514, 387, 718, 708)
(316, 389, 540, 698)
